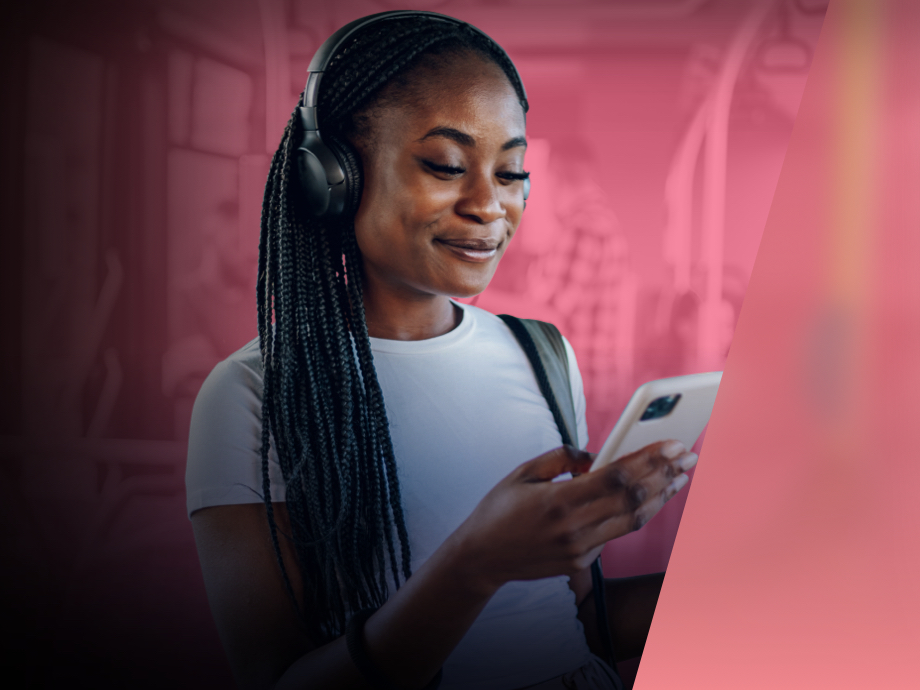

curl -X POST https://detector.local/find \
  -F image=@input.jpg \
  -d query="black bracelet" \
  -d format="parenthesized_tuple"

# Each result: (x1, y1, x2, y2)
(345, 608, 443, 690)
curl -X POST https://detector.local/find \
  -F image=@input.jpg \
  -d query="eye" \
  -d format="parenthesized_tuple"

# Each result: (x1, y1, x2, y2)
(496, 170, 530, 183)
(423, 160, 465, 177)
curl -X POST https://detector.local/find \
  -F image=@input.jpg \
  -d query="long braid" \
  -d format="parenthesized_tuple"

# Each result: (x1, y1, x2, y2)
(257, 15, 529, 643)
(258, 123, 300, 615)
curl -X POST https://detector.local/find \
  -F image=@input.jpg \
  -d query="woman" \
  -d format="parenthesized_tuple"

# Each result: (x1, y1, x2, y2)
(187, 11, 696, 690)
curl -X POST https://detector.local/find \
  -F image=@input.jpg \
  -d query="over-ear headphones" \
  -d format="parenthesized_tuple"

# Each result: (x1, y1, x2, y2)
(294, 10, 530, 219)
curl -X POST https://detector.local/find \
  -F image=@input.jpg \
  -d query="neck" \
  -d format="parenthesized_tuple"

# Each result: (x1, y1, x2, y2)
(361, 282, 461, 341)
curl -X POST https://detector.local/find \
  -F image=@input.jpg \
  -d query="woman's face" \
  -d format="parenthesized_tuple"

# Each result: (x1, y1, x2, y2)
(352, 52, 527, 300)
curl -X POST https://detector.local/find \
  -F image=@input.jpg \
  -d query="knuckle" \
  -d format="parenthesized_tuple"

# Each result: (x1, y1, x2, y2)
(545, 499, 568, 523)
(560, 444, 579, 462)
(661, 459, 677, 479)
(557, 526, 574, 544)
(664, 483, 678, 502)
(559, 531, 581, 556)
(626, 482, 647, 510)
(553, 526, 585, 558)
(632, 511, 649, 532)
(647, 452, 676, 478)
(603, 466, 629, 492)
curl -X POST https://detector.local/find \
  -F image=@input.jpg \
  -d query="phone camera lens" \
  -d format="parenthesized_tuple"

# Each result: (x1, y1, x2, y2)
(640, 394, 682, 421)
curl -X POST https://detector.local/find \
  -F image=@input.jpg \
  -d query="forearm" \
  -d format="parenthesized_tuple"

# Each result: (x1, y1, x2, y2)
(275, 534, 500, 690)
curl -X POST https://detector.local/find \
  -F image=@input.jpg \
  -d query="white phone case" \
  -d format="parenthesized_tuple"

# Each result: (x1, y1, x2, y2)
(589, 371, 722, 472)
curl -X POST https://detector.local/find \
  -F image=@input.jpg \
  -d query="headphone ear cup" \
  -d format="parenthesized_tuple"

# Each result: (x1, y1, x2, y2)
(295, 135, 337, 217)
(323, 134, 363, 219)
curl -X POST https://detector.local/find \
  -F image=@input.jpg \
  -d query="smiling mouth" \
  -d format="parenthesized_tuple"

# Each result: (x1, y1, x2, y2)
(435, 238, 501, 263)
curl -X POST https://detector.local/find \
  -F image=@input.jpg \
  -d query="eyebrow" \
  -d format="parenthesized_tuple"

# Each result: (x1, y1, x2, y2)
(417, 127, 527, 151)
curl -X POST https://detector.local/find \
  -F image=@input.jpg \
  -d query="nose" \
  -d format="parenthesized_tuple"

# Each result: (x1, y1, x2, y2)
(455, 169, 506, 225)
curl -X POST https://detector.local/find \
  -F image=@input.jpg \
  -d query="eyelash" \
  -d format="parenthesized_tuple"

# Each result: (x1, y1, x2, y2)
(424, 161, 530, 182)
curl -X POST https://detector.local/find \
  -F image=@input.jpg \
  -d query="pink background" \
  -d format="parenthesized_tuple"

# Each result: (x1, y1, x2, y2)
(637, 0, 920, 687)
(1, 0, 826, 686)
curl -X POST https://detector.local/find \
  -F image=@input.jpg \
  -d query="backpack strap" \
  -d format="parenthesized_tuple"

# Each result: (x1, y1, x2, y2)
(497, 315, 579, 449)
(498, 314, 622, 682)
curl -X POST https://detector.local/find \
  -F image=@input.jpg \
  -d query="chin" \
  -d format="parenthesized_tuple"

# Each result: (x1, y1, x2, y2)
(443, 268, 498, 299)
(449, 286, 488, 300)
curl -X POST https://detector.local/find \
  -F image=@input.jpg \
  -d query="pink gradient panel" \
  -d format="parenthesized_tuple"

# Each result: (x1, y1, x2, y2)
(636, 0, 920, 688)
(2, 0, 821, 685)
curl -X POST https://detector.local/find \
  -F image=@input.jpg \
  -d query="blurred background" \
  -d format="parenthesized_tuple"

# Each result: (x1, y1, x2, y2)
(0, 0, 824, 686)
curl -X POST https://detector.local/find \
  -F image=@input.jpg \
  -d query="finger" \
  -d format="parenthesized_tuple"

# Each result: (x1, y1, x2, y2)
(570, 452, 597, 478)
(559, 447, 696, 513)
(564, 543, 606, 574)
(574, 472, 691, 548)
(540, 538, 609, 577)
(565, 512, 637, 561)
(631, 472, 691, 531)
(558, 460, 633, 507)
(517, 445, 594, 483)
(622, 449, 696, 506)
(565, 468, 694, 553)
(612, 441, 701, 488)
(629, 451, 699, 488)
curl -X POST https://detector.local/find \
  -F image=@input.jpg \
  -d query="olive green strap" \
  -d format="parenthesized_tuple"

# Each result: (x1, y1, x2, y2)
(497, 315, 578, 449)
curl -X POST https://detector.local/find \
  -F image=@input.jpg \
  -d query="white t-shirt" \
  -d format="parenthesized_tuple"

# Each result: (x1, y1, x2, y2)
(186, 302, 592, 689)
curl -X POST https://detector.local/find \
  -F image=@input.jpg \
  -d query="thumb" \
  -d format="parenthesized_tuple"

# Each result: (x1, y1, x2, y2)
(518, 445, 594, 482)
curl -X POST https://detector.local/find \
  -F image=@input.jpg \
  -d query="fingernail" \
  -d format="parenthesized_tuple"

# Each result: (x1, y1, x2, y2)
(667, 473, 690, 496)
(661, 440, 686, 459)
(678, 452, 699, 471)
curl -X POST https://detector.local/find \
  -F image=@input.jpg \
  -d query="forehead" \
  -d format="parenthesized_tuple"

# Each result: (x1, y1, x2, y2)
(374, 53, 526, 141)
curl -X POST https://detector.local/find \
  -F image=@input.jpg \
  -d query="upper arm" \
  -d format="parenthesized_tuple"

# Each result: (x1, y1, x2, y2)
(191, 502, 314, 690)
(186, 352, 287, 519)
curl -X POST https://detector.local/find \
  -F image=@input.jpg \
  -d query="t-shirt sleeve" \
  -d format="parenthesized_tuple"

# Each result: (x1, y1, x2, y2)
(561, 336, 589, 450)
(185, 355, 287, 518)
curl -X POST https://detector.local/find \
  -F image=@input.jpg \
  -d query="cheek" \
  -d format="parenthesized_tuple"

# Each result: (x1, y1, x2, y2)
(509, 205, 524, 233)
(352, 192, 429, 272)
(355, 174, 451, 249)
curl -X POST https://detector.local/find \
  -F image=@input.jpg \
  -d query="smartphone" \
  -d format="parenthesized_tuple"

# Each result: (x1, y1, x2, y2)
(589, 371, 722, 472)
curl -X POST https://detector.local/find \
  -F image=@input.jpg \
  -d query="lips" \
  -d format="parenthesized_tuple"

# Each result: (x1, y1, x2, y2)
(435, 237, 501, 263)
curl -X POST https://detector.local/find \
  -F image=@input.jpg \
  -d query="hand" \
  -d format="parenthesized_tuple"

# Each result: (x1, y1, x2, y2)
(448, 441, 697, 592)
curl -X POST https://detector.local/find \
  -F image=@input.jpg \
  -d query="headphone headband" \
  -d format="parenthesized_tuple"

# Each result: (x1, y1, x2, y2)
(307, 11, 462, 74)
(300, 10, 528, 128)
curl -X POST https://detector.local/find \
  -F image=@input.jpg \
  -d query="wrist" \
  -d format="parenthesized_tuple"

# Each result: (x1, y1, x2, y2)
(435, 527, 504, 600)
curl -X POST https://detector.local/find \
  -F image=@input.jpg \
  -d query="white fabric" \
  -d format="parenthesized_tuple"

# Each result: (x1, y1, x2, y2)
(186, 302, 592, 689)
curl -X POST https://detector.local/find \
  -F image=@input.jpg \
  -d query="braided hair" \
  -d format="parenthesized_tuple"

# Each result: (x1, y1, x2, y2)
(257, 15, 528, 643)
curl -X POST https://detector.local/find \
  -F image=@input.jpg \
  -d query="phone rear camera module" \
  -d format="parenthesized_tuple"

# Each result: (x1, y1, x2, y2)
(640, 394, 682, 421)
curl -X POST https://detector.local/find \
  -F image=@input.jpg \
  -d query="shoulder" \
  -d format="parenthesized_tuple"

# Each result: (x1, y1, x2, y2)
(206, 336, 264, 386)
(186, 337, 275, 516)
(193, 337, 264, 413)
(482, 308, 578, 370)
(190, 335, 265, 439)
